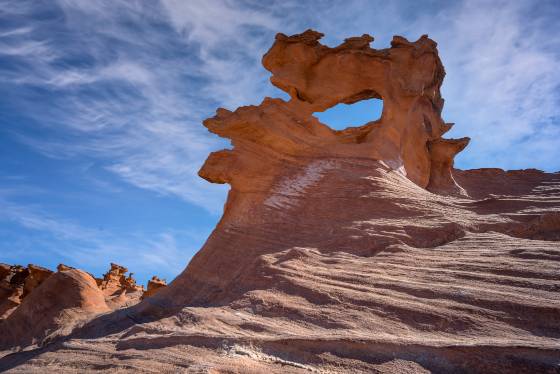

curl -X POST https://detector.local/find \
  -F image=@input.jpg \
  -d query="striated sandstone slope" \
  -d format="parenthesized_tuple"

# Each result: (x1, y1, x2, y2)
(0, 30, 559, 373)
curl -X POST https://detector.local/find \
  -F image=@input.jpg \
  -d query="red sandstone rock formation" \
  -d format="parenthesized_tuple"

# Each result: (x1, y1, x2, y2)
(0, 264, 53, 320)
(141, 276, 167, 299)
(95, 263, 144, 309)
(1, 262, 146, 321)
(22, 264, 53, 298)
(0, 264, 25, 320)
(56, 263, 75, 272)
(0, 262, 156, 351)
(137, 31, 560, 372)
(97, 263, 144, 309)
(161, 30, 473, 307)
(261, 30, 470, 193)
(0, 31, 558, 373)
(0, 269, 109, 352)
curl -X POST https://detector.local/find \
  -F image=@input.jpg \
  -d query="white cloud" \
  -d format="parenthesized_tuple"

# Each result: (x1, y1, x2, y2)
(403, 0, 560, 170)
(1, 0, 232, 212)
(160, 0, 284, 109)
(0, 200, 99, 242)
(162, 0, 276, 48)
(0, 193, 198, 281)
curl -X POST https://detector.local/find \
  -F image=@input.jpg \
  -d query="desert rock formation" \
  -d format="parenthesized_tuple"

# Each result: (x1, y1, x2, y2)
(141, 276, 167, 300)
(0, 269, 109, 352)
(0, 263, 164, 353)
(1, 31, 559, 373)
(0, 264, 52, 320)
(98, 263, 145, 309)
(1, 264, 27, 320)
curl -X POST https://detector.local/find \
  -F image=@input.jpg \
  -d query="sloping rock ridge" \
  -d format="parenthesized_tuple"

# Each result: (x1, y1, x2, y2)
(0, 263, 166, 352)
(1, 30, 559, 373)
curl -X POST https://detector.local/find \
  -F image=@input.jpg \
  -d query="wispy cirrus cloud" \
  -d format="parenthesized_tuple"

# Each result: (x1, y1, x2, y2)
(160, 0, 286, 109)
(279, 0, 560, 171)
(417, 0, 560, 170)
(2, 0, 558, 215)
(0, 199, 98, 242)
(0, 191, 200, 282)
(0, 0, 237, 212)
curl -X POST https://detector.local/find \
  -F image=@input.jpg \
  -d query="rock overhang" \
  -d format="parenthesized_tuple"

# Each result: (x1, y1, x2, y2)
(200, 29, 470, 194)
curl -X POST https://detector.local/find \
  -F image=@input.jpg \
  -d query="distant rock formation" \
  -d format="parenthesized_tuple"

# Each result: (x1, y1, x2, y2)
(0, 264, 24, 320)
(0, 269, 109, 351)
(97, 263, 144, 309)
(141, 276, 167, 299)
(23, 264, 54, 298)
(0, 262, 164, 351)
(0, 264, 52, 320)
(98, 263, 140, 295)
(1, 31, 559, 373)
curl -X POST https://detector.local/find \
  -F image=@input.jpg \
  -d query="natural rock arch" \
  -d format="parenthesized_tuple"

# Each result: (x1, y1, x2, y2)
(145, 29, 473, 309)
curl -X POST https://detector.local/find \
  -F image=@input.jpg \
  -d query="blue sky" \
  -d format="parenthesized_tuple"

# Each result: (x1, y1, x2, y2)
(1, 0, 559, 285)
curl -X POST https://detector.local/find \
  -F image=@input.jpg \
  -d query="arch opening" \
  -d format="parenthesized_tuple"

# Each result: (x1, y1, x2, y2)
(313, 98, 383, 131)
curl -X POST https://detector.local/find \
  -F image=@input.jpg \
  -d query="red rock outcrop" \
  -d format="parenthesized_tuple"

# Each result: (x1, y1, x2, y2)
(0, 262, 166, 354)
(135, 31, 559, 372)
(22, 264, 53, 298)
(141, 276, 167, 299)
(0, 264, 24, 320)
(56, 263, 75, 272)
(0, 31, 558, 373)
(156, 30, 473, 308)
(0, 264, 53, 320)
(261, 30, 470, 192)
(1, 262, 145, 322)
(98, 263, 144, 309)
(0, 269, 109, 352)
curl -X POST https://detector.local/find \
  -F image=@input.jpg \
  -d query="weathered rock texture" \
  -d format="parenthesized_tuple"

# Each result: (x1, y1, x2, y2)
(0, 264, 52, 320)
(0, 264, 25, 320)
(98, 263, 144, 309)
(0, 263, 162, 353)
(0, 269, 109, 351)
(1, 31, 559, 373)
(141, 276, 167, 300)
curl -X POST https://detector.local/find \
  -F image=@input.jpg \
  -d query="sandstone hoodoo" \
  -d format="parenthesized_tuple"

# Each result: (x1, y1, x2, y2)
(141, 276, 167, 300)
(97, 263, 145, 309)
(1, 31, 559, 373)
